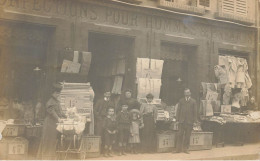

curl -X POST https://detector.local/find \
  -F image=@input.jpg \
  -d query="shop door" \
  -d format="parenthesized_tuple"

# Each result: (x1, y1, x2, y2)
(88, 32, 135, 102)
(160, 42, 192, 105)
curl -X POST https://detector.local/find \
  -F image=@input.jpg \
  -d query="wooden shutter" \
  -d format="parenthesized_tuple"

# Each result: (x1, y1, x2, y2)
(235, 0, 247, 16)
(222, 0, 235, 14)
(222, 0, 247, 16)
(198, 0, 210, 7)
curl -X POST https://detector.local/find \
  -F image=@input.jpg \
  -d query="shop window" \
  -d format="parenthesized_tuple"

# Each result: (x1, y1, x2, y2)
(222, 0, 247, 16)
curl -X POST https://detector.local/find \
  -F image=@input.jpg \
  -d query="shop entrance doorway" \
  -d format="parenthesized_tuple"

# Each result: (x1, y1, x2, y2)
(88, 32, 135, 103)
(0, 22, 52, 102)
(160, 42, 196, 106)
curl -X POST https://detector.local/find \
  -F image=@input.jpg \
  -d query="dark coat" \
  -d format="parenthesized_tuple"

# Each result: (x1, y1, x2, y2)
(94, 99, 115, 120)
(117, 97, 141, 112)
(176, 98, 198, 125)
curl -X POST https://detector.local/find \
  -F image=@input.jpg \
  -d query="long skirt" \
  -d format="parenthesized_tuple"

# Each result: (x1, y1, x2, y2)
(37, 116, 58, 160)
(141, 113, 156, 152)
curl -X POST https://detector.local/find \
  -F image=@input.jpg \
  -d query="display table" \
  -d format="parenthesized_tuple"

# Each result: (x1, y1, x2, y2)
(201, 112, 260, 147)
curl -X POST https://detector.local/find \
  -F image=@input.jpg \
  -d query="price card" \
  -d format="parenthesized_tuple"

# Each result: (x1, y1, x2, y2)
(190, 134, 204, 146)
(83, 138, 100, 153)
(8, 143, 25, 154)
(158, 135, 175, 148)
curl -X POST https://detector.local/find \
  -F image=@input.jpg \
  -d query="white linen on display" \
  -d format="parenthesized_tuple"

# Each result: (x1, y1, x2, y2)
(137, 78, 161, 99)
(136, 58, 163, 79)
(217, 56, 252, 89)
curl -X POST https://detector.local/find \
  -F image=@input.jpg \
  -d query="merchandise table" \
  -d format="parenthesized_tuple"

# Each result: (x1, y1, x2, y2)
(201, 119, 260, 147)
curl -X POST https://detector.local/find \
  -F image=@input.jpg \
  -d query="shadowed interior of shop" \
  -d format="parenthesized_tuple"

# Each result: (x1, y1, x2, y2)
(160, 41, 197, 106)
(87, 32, 135, 105)
(0, 21, 53, 121)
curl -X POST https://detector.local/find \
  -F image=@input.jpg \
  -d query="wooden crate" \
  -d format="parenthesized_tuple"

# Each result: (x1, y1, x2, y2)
(25, 125, 42, 138)
(169, 122, 178, 131)
(0, 137, 28, 160)
(157, 132, 176, 153)
(2, 124, 26, 137)
(189, 132, 213, 151)
(79, 136, 101, 159)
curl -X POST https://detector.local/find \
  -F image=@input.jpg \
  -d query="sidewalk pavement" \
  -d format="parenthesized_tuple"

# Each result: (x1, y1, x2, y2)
(93, 143, 260, 160)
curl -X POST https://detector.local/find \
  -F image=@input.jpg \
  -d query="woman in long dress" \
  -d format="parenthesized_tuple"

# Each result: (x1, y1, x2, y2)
(37, 83, 66, 159)
(140, 93, 157, 153)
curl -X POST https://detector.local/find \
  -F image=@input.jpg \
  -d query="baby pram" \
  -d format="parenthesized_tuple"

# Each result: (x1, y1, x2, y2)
(55, 120, 86, 160)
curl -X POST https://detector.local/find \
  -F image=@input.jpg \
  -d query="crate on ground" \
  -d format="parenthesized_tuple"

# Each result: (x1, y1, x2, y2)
(79, 136, 101, 159)
(189, 132, 213, 151)
(2, 124, 26, 137)
(169, 122, 178, 131)
(156, 131, 176, 153)
(0, 137, 28, 160)
(25, 125, 43, 138)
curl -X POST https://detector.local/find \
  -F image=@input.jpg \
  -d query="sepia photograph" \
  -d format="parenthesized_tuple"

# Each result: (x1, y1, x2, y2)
(0, 0, 259, 160)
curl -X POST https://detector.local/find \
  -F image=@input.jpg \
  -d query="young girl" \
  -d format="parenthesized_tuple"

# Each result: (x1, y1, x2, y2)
(129, 109, 143, 154)
(117, 105, 131, 155)
(103, 107, 117, 157)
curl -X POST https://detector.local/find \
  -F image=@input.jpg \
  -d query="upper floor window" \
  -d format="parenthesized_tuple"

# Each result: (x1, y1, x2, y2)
(222, 0, 247, 16)
(198, 0, 210, 8)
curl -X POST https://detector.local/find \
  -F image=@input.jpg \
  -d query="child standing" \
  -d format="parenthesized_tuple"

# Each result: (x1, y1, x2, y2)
(103, 107, 117, 157)
(129, 109, 143, 154)
(117, 105, 131, 155)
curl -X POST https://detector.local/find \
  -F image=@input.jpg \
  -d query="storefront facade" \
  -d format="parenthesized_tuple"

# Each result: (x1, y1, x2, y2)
(0, 0, 257, 106)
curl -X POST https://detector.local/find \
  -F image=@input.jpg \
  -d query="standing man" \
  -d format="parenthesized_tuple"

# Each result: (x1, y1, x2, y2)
(174, 88, 198, 154)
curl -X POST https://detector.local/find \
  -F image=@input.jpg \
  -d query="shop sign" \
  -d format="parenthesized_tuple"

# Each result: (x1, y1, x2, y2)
(0, 0, 254, 45)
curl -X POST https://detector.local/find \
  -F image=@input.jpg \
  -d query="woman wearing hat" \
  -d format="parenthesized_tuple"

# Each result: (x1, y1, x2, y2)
(37, 83, 66, 160)
(140, 93, 157, 153)
(117, 89, 141, 113)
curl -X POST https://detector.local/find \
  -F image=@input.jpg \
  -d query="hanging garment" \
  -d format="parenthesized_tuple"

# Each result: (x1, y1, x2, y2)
(227, 56, 237, 88)
(201, 82, 207, 99)
(236, 58, 246, 88)
(200, 100, 214, 116)
(214, 65, 229, 85)
(111, 59, 126, 76)
(206, 89, 218, 101)
(80, 52, 92, 75)
(245, 72, 252, 89)
(111, 76, 123, 94)
(231, 93, 241, 109)
(240, 88, 249, 107)
(223, 83, 232, 105)
(136, 58, 150, 78)
(219, 56, 229, 68)
(150, 59, 164, 79)
(136, 58, 163, 79)
(117, 59, 126, 75)
(243, 60, 252, 89)
(137, 78, 161, 99)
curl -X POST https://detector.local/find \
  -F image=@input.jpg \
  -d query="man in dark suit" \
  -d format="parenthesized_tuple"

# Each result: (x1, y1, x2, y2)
(174, 88, 198, 154)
